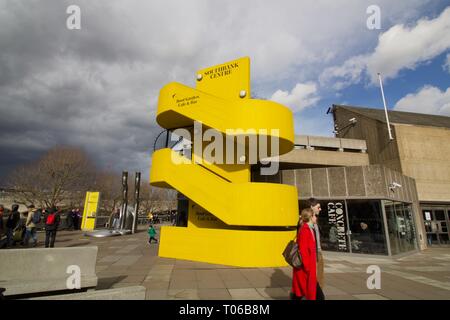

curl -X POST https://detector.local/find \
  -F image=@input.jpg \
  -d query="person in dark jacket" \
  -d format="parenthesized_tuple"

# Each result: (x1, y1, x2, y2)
(74, 208, 82, 230)
(0, 205, 4, 236)
(357, 222, 374, 253)
(44, 207, 60, 248)
(66, 209, 75, 230)
(6, 204, 20, 247)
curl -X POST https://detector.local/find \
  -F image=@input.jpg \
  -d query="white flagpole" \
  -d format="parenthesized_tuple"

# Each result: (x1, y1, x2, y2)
(378, 72, 394, 141)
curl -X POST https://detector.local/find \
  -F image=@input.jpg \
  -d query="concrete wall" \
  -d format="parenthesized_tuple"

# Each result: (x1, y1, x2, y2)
(281, 165, 426, 250)
(334, 109, 402, 172)
(0, 247, 98, 296)
(278, 149, 369, 168)
(334, 108, 450, 205)
(394, 124, 450, 203)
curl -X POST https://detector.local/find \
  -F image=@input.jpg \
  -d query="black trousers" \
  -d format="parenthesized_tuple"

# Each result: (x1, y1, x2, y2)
(290, 282, 326, 300)
(148, 236, 158, 243)
(45, 230, 57, 248)
(316, 282, 325, 300)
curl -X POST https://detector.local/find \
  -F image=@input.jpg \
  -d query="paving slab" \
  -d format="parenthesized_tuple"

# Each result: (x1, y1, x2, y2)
(228, 288, 265, 300)
(256, 288, 290, 300)
(167, 289, 200, 300)
(198, 288, 232, 300)
(11, 225, 449, 300)
(353, 294, 389, 300)
(146, 289, 169, 300)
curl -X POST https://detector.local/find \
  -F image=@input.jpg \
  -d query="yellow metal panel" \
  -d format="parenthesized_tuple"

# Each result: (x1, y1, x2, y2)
(196, 57, 250, 100)
(81, 191, 100, 231)
(156, 82, 294, 155)
(150, 149, 298, 226)
(158, 225, 296, 267)
(150, 57, 298, 267)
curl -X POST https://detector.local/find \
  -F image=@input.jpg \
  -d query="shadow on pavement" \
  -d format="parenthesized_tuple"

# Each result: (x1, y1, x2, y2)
(96, 276, 128, 290)
(266, 268, 292, 300)
(65, 242, 92, 247)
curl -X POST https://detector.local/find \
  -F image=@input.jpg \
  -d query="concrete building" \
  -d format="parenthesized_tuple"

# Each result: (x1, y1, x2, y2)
(331, 105, 450, 247)
(255, 133, 423, 256)
(254, 105, 450, 256)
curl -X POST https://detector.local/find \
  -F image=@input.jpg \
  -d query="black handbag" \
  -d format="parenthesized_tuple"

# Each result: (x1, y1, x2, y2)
(282, 236, 302, 268)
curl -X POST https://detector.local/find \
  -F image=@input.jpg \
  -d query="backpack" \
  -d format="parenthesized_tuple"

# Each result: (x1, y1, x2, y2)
(32, 210, 41, 224)
(46, 213, 56, 225)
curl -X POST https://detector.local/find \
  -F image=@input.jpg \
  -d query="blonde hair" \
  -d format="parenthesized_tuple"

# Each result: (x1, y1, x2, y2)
(301, 208, 314, 223)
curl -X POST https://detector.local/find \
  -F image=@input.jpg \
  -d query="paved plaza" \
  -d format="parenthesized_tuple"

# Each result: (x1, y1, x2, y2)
(11, 223, 450, 300)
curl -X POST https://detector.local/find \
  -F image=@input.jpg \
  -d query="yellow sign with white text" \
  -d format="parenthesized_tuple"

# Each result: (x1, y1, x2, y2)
(81, 191, 100, 231)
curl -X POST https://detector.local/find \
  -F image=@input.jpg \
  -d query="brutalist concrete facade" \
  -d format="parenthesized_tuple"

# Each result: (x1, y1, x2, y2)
(280, 165, 425, 252)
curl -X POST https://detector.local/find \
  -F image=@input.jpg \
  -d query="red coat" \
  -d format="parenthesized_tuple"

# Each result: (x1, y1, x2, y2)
(292, 223, 317, 300)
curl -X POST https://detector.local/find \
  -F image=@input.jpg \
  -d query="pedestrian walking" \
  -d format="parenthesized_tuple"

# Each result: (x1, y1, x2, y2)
(24, 205, 40, 247)
(0, 205, 4, 236)
(18, 210, 28, 245)
(72, 208, 79, 230)
(67, 209, 75, 230)
(148, 224, 158, 244)
(112, 208, 120, 230)
(44, 207, 60, 248)
(308, 197, 325, 300)
(292, 208, 317, 300)
(6, 204, 20, 247)
(75, 208, 82, 230)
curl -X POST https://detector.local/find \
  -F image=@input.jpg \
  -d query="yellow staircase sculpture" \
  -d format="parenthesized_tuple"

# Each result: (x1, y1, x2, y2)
(150, 57, 299, 267)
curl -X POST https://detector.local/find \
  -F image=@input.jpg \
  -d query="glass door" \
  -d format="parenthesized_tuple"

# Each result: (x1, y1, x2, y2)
(434, 209, 449, 245)
(422, 208, 450, 246)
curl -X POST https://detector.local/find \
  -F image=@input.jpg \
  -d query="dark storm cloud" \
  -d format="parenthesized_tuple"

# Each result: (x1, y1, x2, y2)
(0, 0, 163, 180)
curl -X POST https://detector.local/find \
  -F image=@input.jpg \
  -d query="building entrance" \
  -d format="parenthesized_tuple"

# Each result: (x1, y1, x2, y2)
(422, 207, 450, 246)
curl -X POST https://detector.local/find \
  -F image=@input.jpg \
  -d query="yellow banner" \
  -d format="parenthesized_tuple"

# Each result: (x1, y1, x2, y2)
(81, 191, 100, 231)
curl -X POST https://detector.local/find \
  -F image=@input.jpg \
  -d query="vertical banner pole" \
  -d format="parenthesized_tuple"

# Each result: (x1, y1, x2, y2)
(132, 172, 141, 234)
(121, 171, 128, 230)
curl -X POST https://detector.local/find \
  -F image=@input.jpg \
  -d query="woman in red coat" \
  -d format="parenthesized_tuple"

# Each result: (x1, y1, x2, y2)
(292, 208, 317, 300)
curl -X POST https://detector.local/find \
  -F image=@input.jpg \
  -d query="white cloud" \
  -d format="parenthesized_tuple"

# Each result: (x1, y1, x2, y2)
(320, 6, 450, 88)
(270, 82, 320, 113)
(394, 85, 450, 116)
(444, 53, 450, 73)
(319, 56, 367, 90)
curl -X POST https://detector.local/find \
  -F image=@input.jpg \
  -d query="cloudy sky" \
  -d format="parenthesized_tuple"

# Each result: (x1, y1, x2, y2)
(0, 0, 449, 180)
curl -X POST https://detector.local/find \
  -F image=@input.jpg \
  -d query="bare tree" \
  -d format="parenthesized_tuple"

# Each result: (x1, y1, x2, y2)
(8, 146, 95, 208)
(139, 184, 177, 215)
(95, 172, 122, 214)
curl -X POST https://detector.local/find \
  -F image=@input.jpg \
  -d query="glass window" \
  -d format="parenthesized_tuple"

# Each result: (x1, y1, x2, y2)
(435, 210, 446, 221)
(438, 233, 450, 245)
(384, 201, 418, 254)
(346, 200, 387, 255)
(299, 200, 350, 253)
(403, 204, 418, 251)
(385, 200, 400, 255)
